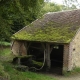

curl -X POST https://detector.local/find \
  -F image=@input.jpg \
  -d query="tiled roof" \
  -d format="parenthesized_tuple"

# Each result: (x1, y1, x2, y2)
(12, 9, 80, 43)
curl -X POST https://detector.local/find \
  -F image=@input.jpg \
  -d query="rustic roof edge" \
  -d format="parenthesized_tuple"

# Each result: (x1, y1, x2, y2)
(46, 9, 80, 14)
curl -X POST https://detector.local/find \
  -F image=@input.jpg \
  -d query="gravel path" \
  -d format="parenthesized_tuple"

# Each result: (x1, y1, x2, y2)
(41, 72, 80, 80)
(48, 74, 80, 80)
(55, 75, 80, 80)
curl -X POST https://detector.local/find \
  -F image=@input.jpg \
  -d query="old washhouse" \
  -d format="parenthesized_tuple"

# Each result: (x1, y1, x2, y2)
(12, 9, 80, 74)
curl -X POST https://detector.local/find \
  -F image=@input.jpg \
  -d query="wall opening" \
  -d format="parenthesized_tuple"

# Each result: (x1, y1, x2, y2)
(50, 45, 64, 74)
(27, 42, 44, 69)
(12, 42, 64, 74)
(28, 42, 44, 61)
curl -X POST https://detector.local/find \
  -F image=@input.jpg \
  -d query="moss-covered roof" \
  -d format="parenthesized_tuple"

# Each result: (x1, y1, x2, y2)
(12, 9, 80, 43)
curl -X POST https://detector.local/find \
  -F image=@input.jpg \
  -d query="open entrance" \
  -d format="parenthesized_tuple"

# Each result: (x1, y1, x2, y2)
(27, 42, 44, 70)
(50, 45, 64, 74)
(28, 42, 44, 62)
(12, 42, 64, 74)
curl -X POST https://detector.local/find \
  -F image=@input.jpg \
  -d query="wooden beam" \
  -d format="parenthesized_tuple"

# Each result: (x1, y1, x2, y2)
(18, 57, 21, 65)
(29, 46, 43, 50)
(24, 42, 28, 55)
(45, 43, 51, 71)
(18, 42, 22, 56)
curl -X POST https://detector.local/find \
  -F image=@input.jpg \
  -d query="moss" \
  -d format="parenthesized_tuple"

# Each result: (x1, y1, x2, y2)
(17, 56, 43, 67)
(32, 60, 43, 67)
(12, 20, 80, 43)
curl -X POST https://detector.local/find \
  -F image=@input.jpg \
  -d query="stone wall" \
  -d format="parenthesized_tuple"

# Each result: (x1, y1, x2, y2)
(11, 40, 27, 56)
(63, 44, 69, 72)
(69, 29, 80, 69)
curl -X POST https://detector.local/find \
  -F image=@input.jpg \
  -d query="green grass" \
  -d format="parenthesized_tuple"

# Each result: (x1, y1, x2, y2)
(0, 48, 11, 55)
(2, 62, 57, 80)
(0, 62, 10, 80)
(0, 48, 57, 80)
(64, 68, 80, 76)
(0, 41, 11, 46)
(0, 48, 13, 61)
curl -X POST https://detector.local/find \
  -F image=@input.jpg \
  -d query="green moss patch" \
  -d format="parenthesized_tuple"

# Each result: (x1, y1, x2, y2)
(12, 24, 79, 43)
(12, 12, 80, 43)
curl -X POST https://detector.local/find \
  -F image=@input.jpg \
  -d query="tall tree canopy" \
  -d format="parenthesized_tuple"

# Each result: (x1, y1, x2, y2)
(1, 0, 79, 41)
(0, 0, 44, 41)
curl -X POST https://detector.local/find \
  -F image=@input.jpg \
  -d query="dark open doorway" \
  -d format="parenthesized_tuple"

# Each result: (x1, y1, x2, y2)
(50, 45, 64, 74)
(28, 42, 44, 62)
(27, 42, 44, 70)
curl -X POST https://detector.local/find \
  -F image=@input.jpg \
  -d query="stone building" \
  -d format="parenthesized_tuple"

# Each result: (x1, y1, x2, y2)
(11, 9, 80, 74)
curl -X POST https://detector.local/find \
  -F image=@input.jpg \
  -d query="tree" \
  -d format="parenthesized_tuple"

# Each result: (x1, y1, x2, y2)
(44, 0, 80, 10)
(63, 0, 80, 10)
(44, 0, 51, 2)
(41, 2, 63, 15)
(0, 0, 44, 41)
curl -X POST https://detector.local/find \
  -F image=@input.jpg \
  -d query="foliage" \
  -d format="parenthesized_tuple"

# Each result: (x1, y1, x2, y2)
(63, 0, 79, 10)
(44, 0, 79, 10)
(1, 0, 79, 42)
(0, 63, 10, 80)
(0, 47, 57, 80)
(0, 0, 44, 41)
(40, 2, 63, 15)
(0, 48, 13, 61)
(0, 41, 11, 46)
(3, 62, 57, 80)
(0, 48, 10, 55)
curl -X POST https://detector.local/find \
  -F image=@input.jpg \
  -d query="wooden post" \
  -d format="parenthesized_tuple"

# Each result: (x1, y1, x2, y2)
(18, 58, 21, 65)
(45, 43, 51, 71)
(24, 42, 28, 55)
(18, 42, 22, 65)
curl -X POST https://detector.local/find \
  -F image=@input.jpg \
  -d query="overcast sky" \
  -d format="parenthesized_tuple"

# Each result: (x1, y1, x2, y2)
(50, 0, 63, 4)
(50, 0, 80, 5)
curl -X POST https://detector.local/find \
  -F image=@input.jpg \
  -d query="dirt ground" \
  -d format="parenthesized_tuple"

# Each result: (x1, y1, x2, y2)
(42, 67, 80, 80)
(56, 75, 80, 80)
(46, 73, 80, 80)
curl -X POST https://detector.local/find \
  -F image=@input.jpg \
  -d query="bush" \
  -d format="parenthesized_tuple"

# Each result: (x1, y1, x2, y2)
(0, 41, 11, 47)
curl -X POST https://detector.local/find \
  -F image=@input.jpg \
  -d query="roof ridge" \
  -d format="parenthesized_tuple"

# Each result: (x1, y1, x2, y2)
(46, 9, 80, 14)
(12, 9, 80, 43)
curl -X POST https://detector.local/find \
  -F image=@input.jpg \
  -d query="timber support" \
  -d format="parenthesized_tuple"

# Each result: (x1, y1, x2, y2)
(45, 43, 51, 71)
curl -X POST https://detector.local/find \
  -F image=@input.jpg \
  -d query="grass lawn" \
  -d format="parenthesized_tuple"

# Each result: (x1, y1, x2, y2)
(2, 62, 57, 80)
(0, 48, 57, 80)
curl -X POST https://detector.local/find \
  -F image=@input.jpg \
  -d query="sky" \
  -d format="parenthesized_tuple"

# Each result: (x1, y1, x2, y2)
(50, 0, 80, 5)
(50, 0, 63, 4)
(50, 0, 80, 8)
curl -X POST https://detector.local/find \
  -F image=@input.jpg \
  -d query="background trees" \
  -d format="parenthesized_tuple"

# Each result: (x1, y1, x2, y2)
(63, 0, 80, 10)
(0, 0, 44, 41)
(41, 2, 63, 15)
(0, 0, 79, 42)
